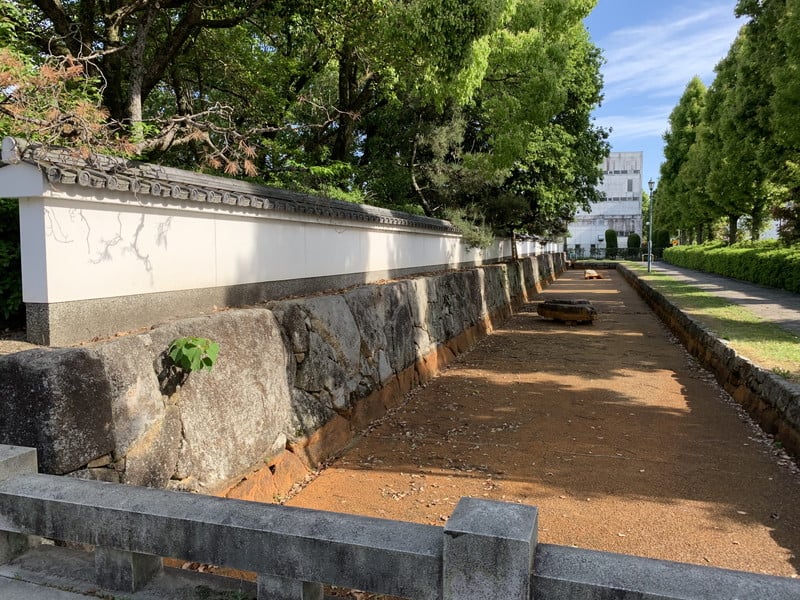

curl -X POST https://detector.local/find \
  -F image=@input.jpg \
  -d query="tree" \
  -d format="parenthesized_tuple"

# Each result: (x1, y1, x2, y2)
(627, 232, 641, 258)
(16, 1, 266, 127)
(496, 24, 609, 239)
(702, 34, 758, 244)
(770, 0, 800, 243)
(4, 0, 607, 240)
(658, 77, 708, 240)
(696, 0, 789, 243)
(348, 0, 608, 237)
(660, 0, 800, 245)
(605, 229, 618, 259)
(654, 230, 671, 258)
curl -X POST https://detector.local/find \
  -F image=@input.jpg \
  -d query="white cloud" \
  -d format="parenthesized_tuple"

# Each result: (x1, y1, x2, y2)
(598, 5, 743, 102)
(595, 109, 671, 142)
(589, 2, 744, 173)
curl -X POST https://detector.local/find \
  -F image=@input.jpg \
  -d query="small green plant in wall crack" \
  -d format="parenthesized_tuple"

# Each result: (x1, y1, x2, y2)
(158, 336, 220, 396)
(168, 336, 220, 372)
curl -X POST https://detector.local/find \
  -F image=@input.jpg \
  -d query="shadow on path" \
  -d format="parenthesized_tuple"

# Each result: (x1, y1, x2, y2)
(288, 269, 800, 577)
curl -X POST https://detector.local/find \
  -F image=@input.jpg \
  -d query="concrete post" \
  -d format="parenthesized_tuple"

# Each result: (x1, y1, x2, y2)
(257, 573, 324, 600)
(0, 445, 38, 563)
(443, 497, 538, 600)
(94, 546, 162, 592)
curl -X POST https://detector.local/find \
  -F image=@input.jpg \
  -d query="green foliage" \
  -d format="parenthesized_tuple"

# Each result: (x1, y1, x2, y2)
(660, 0, 800, 244)
(0, 198, 22, 323)
(444, 205, 495, 249)
(8, 0, 607, 239)
(604, 229, 618, 259)
(773, 200, 800, 244)
(658, 77, 711, 239)
(168, 337, 220, 373)
(627, 232, 641, 250)
(653, 230, 671, 258)
(664, 240, 800, 293)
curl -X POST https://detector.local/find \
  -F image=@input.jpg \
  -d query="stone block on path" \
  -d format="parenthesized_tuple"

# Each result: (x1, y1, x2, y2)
(536, 299, 597, 324)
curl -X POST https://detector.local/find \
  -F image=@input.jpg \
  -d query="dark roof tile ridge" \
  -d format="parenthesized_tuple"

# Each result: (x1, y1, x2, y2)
(0, 137, 456, 232)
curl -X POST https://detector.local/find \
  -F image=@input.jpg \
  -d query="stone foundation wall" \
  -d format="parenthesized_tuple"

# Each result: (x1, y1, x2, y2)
(0, 254, 564, 500)
(618, 264, 800, 460)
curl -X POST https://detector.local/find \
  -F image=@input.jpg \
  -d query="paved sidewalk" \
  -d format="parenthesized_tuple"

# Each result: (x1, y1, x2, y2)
(650, 262, 800, 337)
(0, 545, 259, 600)
(0, 577, 86, 600)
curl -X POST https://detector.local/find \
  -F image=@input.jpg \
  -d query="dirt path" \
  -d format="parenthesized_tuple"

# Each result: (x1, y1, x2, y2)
(287, 268, 800, 578)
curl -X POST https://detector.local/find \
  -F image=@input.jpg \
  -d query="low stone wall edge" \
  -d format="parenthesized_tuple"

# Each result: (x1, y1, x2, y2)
(617, 263, 800, 459)
(0, 253, 566, 501)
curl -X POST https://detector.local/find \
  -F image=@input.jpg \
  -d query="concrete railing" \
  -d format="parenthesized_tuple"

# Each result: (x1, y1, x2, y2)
(1, 446, 798, 600)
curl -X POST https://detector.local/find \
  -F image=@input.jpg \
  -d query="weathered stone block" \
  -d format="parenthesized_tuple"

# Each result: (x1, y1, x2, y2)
(289, 415, 352, 468)
(94, 546, 162, 592)
(94, 335, 165, 458)
(0, 349, 114, 474)
(0, 445, 37, 482)
(275, 296, 361, 412)
(146, 309, 296, 492)
(0, 473, 444, 600)
(537, 299, 597, 323)
(0, 445, 38, 563)
(0, 531, 28, 564)
(406, 278, 433, 350)
(290, 389, 337, 438)
(381, 283, 417, 374)
(257, 573, 324, 600)
(123, 405, 182, 488)
(443, 497, 537, 600)
(533, 543, 800, 600)
(68, 467, 121, 484)
(224, 449, 309, 503)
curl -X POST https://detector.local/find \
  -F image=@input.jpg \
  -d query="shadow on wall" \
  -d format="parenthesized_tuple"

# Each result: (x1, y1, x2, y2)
(0, 252, 564, 506)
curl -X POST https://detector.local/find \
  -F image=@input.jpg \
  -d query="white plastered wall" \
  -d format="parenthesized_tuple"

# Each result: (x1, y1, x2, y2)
(3, 163, 550, 305)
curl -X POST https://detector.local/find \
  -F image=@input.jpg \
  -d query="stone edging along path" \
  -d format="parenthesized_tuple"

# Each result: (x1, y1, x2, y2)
(617, 263, 800, 460)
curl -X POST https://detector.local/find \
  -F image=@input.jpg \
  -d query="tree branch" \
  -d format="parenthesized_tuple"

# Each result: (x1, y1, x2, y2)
(33, 0, 82, 56)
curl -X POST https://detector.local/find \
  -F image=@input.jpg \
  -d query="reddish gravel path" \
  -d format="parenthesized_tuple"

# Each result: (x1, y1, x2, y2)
(287, 268, 800, 578)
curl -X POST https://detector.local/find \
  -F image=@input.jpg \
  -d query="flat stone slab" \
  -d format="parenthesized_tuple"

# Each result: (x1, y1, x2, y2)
(536, 299, 597, 323)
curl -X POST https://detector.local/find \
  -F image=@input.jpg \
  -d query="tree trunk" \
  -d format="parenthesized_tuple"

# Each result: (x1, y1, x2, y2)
(750, 201, 765, 241)
(332, 44, 358, 162)
(728, 214, 738, 245)
(126, 7, 157, 141)
(102, 18, 126, 122)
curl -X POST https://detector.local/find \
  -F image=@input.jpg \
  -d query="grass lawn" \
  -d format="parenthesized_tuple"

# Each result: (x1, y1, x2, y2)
(626, 263, 800, 382)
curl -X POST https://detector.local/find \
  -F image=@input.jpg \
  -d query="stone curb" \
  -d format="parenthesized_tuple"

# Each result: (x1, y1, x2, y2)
(618, 263, 800, 460)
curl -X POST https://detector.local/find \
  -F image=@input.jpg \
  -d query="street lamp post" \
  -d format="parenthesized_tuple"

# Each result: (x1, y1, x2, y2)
(647, 178, 656, 273)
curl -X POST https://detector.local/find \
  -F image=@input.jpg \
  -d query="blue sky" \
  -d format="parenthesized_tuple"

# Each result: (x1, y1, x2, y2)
(584, 1, 744, 189)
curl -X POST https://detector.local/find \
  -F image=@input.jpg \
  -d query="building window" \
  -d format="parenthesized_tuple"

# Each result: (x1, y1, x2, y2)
(627, 179, 633, 192)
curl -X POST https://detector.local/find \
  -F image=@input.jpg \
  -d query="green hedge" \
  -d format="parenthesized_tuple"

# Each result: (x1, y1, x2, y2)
(663, 240, 800, 293)
(0, 198, 23, 324)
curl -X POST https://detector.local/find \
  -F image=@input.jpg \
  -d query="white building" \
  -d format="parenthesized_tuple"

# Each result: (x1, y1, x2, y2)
(567, 151, 643, 258)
